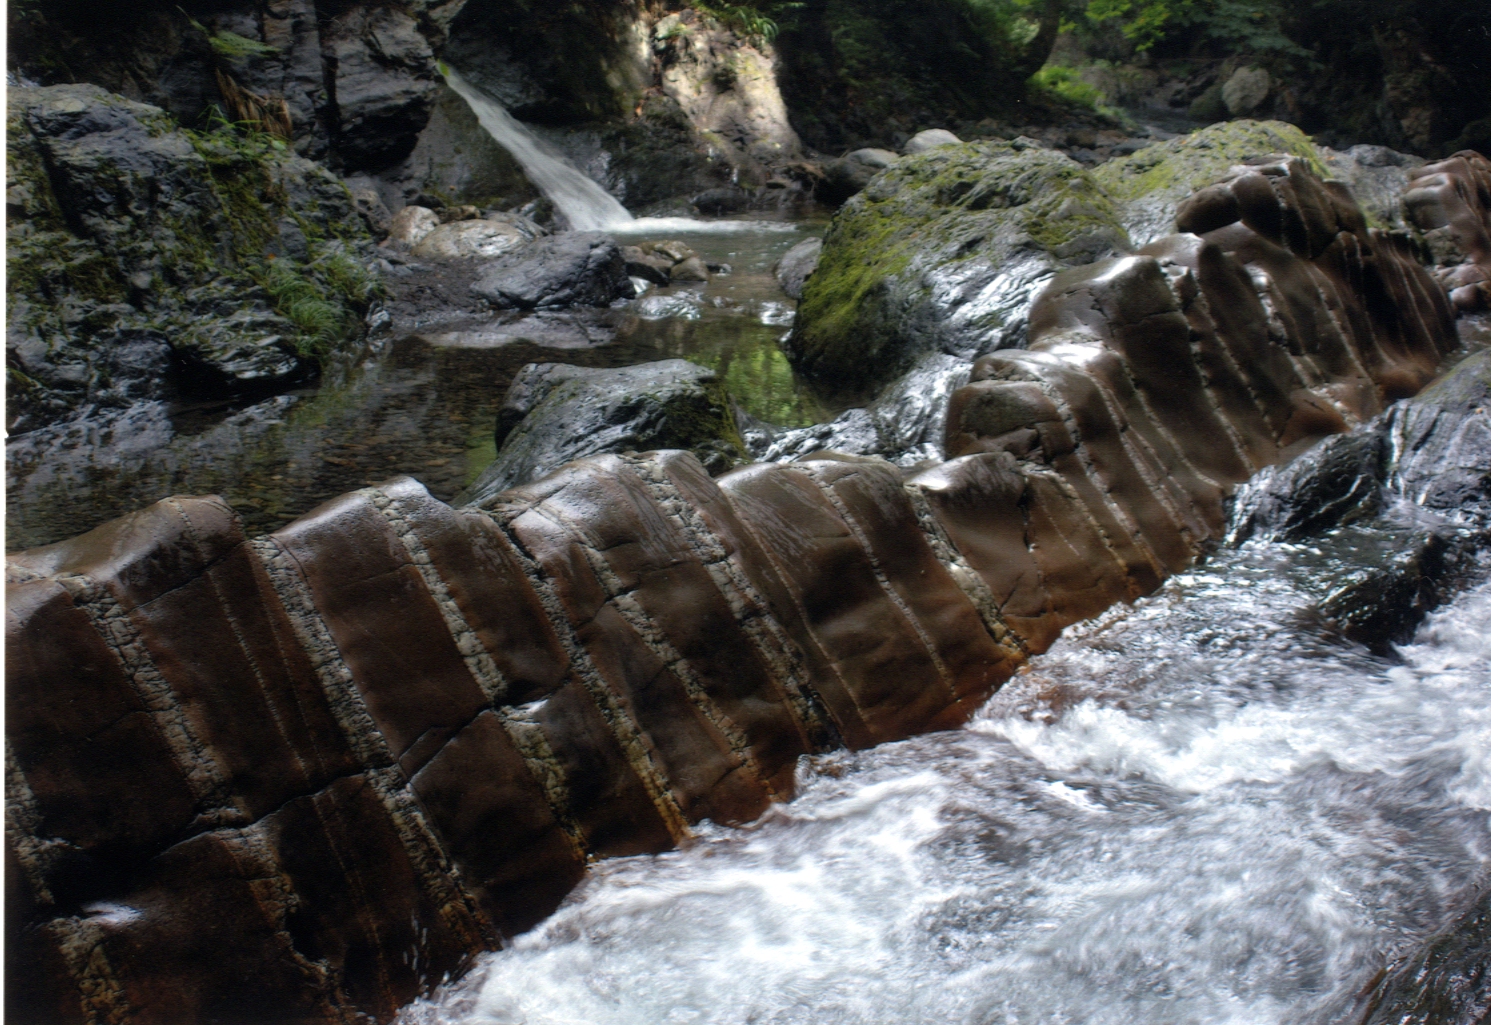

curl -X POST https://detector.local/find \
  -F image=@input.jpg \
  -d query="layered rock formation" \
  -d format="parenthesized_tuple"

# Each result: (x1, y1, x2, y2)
(8, 142, 1478, 1022)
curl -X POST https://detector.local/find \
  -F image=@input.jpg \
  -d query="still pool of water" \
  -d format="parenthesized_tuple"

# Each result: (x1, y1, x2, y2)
(5, 224, 829, 550)
(398, 534, 1491, 1025)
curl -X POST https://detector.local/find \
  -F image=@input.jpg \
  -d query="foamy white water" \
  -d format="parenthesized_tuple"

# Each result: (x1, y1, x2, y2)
(400, 534, 1491, 1025)
(441, 66, 797, 237)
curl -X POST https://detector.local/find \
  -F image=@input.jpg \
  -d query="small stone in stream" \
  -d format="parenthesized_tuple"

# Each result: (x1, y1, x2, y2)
(669, 254, 710, 282)
(904, 129, 963, 154)
(470, 232, 632, 310)
(622, 246, 673, 285)
(387, 205, 440, 247)
(774, 237, 822, 300)
(706, 262, 732, 275)
(645, 240, 697, 264)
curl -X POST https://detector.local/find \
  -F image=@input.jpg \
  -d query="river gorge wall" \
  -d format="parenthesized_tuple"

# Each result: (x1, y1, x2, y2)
(8, 138, 1491, 1022)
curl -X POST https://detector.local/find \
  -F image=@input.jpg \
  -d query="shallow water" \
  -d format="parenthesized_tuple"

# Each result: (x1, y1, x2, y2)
(399, 534, 1491, 1025)
(5, 225, 828, 550)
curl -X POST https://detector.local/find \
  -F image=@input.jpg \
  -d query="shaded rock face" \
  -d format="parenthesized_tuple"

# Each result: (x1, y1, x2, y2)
(788, 139, 1129, 395)
(774, 236, 823, 300)
(469, 232, 631, 310)
(819, 147, 900, 205)
(9, 0, 461, 174)
(460, 359, 746, 504)
(6, 84, 376, 434)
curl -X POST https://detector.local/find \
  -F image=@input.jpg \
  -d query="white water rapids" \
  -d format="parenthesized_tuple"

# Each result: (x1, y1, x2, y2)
(401, 534, 1491, 1025)
(441, 66, 795, 237)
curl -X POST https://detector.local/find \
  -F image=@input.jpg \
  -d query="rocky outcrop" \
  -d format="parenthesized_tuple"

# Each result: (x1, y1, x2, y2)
(1092, 119, 1324, 247)
(6, 84, 378, 434)
(9, 0, 463, 174)
(460, 360, 746, 504)
(787, 138, 1129, 395)
(1404, 151, 1491, 315)
(7, 149, 1476, 1023)
(469, 232, 631, 310)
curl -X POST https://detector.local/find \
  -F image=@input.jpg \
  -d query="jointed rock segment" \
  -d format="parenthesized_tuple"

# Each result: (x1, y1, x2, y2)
(5, 153, 1478, 1023)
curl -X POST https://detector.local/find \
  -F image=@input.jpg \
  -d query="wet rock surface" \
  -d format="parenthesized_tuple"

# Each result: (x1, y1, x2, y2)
(460, 359, 745, 505)
(773, 236, 822, 300)
(1405, 151, 1491, 314)
(470, 232, 632, 310)
(6, 83, 378, 434)
(789, 138, 1128, 394)
(8, 63, 1491, 1025)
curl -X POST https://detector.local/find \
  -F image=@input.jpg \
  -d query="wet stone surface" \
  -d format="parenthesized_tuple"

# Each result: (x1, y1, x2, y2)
(6, 223, 835, 550)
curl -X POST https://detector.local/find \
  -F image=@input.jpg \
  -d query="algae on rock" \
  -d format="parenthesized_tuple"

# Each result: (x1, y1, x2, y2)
(787, 138, 1128, 394)
(6, 83, 379, 434)
(1093, 119, 1325, 246)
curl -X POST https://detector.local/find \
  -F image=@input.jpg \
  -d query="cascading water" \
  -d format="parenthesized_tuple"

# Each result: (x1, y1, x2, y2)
(441, 66, 635, 232)
(400, 526, 1491, 1025)
(440, 66, 795, 236)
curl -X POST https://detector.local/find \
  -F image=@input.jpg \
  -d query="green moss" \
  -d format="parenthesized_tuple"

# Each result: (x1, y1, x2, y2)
(1094, 118, 1324, 202)
(795, 140, 1126, 386)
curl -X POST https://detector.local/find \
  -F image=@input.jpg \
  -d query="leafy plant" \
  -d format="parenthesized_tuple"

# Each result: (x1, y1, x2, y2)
(688, 1, 804, 44)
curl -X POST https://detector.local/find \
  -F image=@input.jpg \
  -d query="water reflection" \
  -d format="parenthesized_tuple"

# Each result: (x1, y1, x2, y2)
(6, 225, 829, 549)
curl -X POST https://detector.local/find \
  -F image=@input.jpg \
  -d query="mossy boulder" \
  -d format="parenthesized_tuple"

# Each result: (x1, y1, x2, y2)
(1093, 119, 1325, 246)
(787, 138, 1128, 394)
(459, 359, 745, 505)
(6, 83, 379, 434)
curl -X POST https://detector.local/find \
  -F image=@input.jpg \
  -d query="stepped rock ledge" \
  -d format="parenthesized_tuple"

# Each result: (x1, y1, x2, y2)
(8, 146, 1491, 1023)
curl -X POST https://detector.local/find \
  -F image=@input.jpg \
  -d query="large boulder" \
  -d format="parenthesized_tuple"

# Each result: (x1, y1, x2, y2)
(5, 84, 377, 434)
(788, 138, 1128, 393)
(470, 232, 632, 310)
(460, 359, 745, 504)
(1092, 119, 1324, 247)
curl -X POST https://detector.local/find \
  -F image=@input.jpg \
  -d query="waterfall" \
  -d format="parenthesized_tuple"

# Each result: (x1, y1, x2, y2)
(441, 65, 636, 231)
(441, 65, 797, 237)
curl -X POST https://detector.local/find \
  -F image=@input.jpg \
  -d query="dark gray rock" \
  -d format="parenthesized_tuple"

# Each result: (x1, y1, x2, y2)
(459, 359, 744, 504)
(622, 246, 673, 286)
(320, 4, 440, 170)
(748, 353, 970, 467)
(1388, 349, 1491, 519)
(774, 237, 822, 300)
(6, 84, 375, 433)
(820, 148, 900, 204)
(692, 188, 751, 214)
(471, 232, 632, 310)
(1229, 431, 1387, 543)
(1358, 883, 1491, 1025)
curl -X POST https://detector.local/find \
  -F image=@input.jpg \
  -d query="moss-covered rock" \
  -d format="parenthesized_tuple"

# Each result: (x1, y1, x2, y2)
(1093, 119, 1325, 246)
(6, 83, 379, 434)
(787, 138, 1128, 394)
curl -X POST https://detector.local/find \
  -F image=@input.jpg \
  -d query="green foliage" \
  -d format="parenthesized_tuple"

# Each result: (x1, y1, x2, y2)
(1082, 0, 1309, 56)
(207, 30, 280, 60)
(1031, 64, 1111, 113)
(256, 249, 382, 361)
(688, 1, 804, 43)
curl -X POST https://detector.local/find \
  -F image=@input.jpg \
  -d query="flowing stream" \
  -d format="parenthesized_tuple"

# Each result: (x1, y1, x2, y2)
(400, 528, 1491, 1025)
